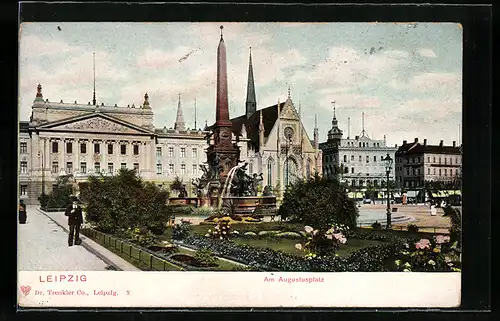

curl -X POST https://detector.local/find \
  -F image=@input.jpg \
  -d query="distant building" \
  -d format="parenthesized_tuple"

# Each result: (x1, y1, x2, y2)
(394, 138, 462, 191)
(320, 109, 397, 191)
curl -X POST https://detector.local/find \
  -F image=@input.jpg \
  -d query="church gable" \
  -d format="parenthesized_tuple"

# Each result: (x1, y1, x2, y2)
(280, 99, 299, 120)
(38, 114, 152, 135)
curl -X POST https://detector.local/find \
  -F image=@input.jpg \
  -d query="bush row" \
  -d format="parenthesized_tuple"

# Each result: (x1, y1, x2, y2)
(178, 234, 404, 272)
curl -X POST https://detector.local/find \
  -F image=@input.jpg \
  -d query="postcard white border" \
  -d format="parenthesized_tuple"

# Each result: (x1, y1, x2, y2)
(18, 271, 461, 308)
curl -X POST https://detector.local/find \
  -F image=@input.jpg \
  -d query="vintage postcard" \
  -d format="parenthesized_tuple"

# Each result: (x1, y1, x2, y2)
(17, 21, 462, 308)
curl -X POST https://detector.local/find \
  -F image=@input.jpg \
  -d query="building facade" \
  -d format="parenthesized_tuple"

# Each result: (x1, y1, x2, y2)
(320, 110, 397, 190)
(394, 138, 462, 190)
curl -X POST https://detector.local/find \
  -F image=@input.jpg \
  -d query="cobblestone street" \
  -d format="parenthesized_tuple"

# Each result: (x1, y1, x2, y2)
(18, 206, 109, 271)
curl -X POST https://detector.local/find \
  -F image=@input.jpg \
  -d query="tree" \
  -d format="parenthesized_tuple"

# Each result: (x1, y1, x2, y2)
(170, 176, 187, 197)
(79, 169, 171, 235)
(45, 174, 74, 208)
(278, 173, 358, 230)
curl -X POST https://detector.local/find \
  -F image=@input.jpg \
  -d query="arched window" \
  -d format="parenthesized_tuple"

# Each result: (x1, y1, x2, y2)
(344, 155, 347, 162)
(306, 159, 312, 179)
(351, 155, 354, 161)
(267, 158, 273, 186)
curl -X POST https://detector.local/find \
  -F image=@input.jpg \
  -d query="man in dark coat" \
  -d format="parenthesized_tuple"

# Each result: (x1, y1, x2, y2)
(64, 197, 83, 246)
(19, 200, 27, 224)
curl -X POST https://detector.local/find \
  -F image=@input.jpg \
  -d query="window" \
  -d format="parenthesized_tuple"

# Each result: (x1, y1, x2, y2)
(169, 147, 174, 158)
(20, 161, 28, 174)
(133, 163, 139, 172)
(412, 168, 416, 175)
(181, 164, 186, 175)
(267, 161, 273, 185)
(108, 144, 113, 155)
(133, 145, 139, 155)
(67, 162, 73, 174)
(80, 143, 87, 154)
(169, 164, 174, 174)
(94, 143, 100, 154)
(94, 162, 100, 173)
(52, 141, 58, 153)
(417, 168, 420, 175)
(433, 168, 436, 175)
(359, 142, 362, 147)
(444, 168, 447, 177)
(192, 164, 198, 175)
(406, 169, 410, 176)
(374, 155, 377, 162)
(192, 148, 197, 158)
(456, 157, 459, 164)
(156, 147, 162, 157)
(121, 144, 127, 155)
(439, 157, 442, 164)
(444, 158, 447, 165)
(359, 155, 362, 162)
(108, 163, 114, 174)
(427, 157, 430, 163)
(433, 156, 436, 163)
(428, 168, 431, 175)
(20, 184, 27, 196)
(20, 142, 27, 154)
(412, 158, 415, 163)
(66, 142, 72, 154)
(439, 168, 442, 176)
(52, 161, 59, 173)
(156, 163, 162, 174)
(81, 162, 87, 174)
(366, 155, 369, 163)
(351, 155, 354, 161)
(180, 148, 186, 158)
(351, 167, 354, 174)
(406, 158, 409, 164)
(121, 163, 127, 170)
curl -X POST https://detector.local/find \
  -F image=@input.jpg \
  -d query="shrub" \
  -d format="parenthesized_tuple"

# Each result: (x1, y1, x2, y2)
(371, 221, 382, 230)
(274, 231, 302, 239)
(78, 169, 171, 236)
(38, 193, 49, 208)
(446, 206, 461, 248)
(45, 175, 74, 209)
(172, 222, 192, 240)
(191, 207, 214, 217)
(295, 223, 349, 258)
(206, 220, 231, 240)
(193, 248, 219, 267)
(407, 224, 419, 233)
(278, 173, 358, 230)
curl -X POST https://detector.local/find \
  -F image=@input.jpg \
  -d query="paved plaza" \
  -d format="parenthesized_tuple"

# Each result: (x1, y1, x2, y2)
(18, 206, 110, 271)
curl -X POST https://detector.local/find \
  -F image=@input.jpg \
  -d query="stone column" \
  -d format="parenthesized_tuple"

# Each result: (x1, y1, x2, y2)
(101, 140, 106, 175)
(60, 138, 65, 175)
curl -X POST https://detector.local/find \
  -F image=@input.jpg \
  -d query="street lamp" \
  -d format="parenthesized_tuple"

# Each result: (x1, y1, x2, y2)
(383, 153, 393, 229)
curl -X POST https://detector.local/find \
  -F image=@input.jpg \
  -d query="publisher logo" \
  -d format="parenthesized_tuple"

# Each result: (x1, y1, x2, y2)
(20, 285, 31, 296)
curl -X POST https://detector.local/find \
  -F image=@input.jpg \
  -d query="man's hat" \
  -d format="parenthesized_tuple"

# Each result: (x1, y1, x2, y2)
(71, 196, 79, 202)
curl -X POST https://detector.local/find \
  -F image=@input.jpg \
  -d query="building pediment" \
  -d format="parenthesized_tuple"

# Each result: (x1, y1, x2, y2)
(36, 113, 152, 135)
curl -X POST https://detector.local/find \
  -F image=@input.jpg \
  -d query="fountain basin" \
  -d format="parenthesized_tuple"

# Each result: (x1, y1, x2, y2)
(168, 197, 199, 206)
(211, 196, 277, 215)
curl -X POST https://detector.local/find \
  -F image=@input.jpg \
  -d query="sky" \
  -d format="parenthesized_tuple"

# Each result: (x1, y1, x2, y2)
(18, 22, 462, 147)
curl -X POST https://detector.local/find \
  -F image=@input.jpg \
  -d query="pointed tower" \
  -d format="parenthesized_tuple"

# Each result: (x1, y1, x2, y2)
(245, 47, 257, 118)
(174, 93, 186, 131)
(327, 100, 343, 144)
(206, 25, 240, 185)
(92, 52, 97, 106)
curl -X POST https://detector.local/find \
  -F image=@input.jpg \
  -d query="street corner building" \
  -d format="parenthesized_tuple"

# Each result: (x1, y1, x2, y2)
(18, 31, 322, 205)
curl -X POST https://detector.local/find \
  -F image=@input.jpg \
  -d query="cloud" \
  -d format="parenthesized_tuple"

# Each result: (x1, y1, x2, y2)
(417, 48, 437, 58)
(389, 72, 462, 92)
(19, 34, 80, 58)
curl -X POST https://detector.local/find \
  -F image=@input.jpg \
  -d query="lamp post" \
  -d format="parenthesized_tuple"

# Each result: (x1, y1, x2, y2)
(383, 153, 393, 229)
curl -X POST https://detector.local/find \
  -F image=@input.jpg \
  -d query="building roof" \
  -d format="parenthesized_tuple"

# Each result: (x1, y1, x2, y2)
(396, 141, 462, 156)
(208, 102, 285, 152)
(20, 121, 30, 132)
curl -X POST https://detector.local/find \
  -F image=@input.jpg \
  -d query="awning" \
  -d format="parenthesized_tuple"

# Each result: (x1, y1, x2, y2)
(406, 191, 418, 198)
(348, 192, 364, 199)
(432, 190, 461, 197)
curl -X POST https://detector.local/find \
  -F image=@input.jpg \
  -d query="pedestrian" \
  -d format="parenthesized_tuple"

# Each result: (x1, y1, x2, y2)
(19, 199, 27, 224)
(64, 197, 83, 246)
(430, 202, 437, 216)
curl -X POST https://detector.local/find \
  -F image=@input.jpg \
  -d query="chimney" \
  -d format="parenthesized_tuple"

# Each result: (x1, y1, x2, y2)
(403, 140, 407, 145)
(423, 139, 427, 146)
(439, 140, 443, 147)
(453, 141, 456, 147)
(414, 138, 418, 143)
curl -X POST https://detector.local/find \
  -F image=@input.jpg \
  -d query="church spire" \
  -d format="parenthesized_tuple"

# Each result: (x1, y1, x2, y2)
(174, 93, 186, 131)
(92, 52, 96, 106)
(314, 114, 319, 150)
(245, 47, 257, 118)
(328, 100, 343, 142)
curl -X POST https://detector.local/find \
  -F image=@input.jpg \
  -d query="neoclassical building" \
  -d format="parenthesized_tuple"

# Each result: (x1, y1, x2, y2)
(19, 85, 209, 204)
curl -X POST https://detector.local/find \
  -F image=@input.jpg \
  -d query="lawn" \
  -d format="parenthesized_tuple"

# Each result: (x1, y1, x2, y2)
(232, 237, 388, 257)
